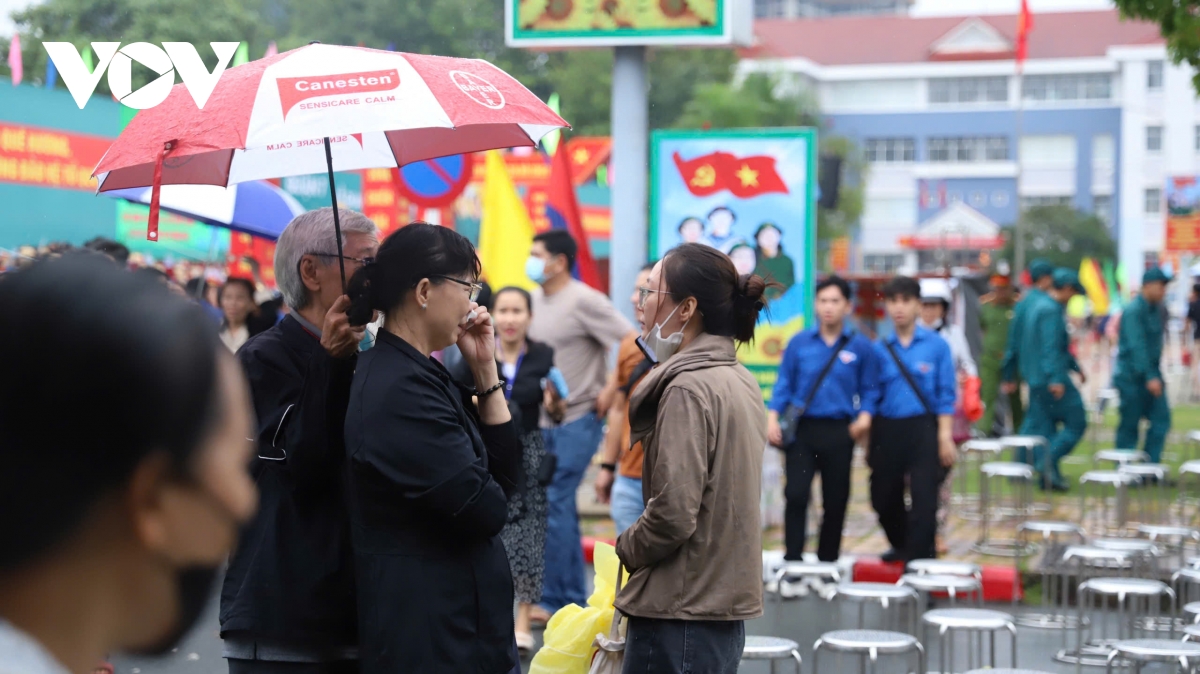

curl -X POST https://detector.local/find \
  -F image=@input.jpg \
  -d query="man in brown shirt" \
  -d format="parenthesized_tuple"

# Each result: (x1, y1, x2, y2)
(595, 264, 655, 534)
(527, 231, 635, 615)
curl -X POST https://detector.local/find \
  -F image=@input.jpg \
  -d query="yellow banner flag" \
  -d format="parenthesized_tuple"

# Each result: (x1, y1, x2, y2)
(1079, 257, 1109, 315)
(477, 151, 537, 291)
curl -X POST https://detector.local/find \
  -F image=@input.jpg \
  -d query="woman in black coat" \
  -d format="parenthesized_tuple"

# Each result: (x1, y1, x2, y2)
(344, 223, 523, 674)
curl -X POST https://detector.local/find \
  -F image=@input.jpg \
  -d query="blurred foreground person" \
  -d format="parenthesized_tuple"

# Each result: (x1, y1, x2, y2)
(0, 254, 257, 674)
(221, 209, 378, 674)
(345, 223, 522, 673)
(1115, 268, 1173, 463)
(616, 244, 772, 674)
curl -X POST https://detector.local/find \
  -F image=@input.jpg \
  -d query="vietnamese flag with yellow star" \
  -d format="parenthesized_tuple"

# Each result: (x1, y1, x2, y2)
(672, 151, 789, 199)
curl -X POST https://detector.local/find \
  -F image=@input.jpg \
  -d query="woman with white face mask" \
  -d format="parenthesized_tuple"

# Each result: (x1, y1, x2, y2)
(617, 243, 775, 674)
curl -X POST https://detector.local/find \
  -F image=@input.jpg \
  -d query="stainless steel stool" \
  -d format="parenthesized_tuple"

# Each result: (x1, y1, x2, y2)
(1104, 639, 1200, 673)
(922, 608, 1017, 674)
(1183, 624, 1200, 642)
(1188, 430, 1200, 464)
(1141, 525, 1200, 572)
(957, 439, 1005, 514)
(741, 635, 803, 674)
(973, 462, 1035, 556)
(1058, 577, 1177, 671)
(907, 559, 983, 581)
(898, 573, 983, 607)
(1080, 470, 1140, 536)
(1179, 461, 1200, 527)
(1015, 521, 1087, 628)
(770, 560, 842, 602)
(1001, 435, 1052, 495)
(1186, 601, 1200, 625)
(812, 629, 925, 674)
(830, 582, 921, 635)
(1175, 569, 1200, 624)
(1094, 449, 1149, 469)
(1121, 464, 1171, 526)
(964, 670, 1054, 674)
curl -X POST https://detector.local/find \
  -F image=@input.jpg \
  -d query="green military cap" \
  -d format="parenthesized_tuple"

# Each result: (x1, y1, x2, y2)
(1143, 267, 1172, 285)
(1029, 258, 1054, 281)
(1052, 268, 1085, 294)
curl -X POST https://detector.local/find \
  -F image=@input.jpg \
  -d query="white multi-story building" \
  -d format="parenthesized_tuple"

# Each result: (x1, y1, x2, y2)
(740, 8, 1195, 277)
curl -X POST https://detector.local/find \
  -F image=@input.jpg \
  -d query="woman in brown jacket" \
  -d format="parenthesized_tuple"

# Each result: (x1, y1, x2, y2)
(616, 243, 773, 674)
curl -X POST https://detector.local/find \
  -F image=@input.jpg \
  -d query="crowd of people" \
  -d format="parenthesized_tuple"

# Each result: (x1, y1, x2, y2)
(0, 208, 1184, 674)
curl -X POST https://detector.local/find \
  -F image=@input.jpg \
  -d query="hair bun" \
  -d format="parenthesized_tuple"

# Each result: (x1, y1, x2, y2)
(735, 273, 767, 311)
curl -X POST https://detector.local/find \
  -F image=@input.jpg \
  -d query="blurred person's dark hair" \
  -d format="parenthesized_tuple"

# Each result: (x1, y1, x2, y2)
(84, 237, 131, 265)
(816, 275, 852, 301)
(533, 230, 577, 272)
(882, 276, 921, 301)
(0, 253, 223, 570)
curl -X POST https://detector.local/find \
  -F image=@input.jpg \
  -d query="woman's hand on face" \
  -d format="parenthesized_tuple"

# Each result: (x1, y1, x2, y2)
(457, 303, 496, 373)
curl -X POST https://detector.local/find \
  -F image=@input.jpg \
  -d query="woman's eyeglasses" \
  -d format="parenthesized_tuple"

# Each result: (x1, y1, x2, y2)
(637, 286, 670, 309)
(432, 275, 483, 302)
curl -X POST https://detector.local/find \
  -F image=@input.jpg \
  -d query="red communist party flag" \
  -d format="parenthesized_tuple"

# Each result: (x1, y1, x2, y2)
(673, 151, 788, 198)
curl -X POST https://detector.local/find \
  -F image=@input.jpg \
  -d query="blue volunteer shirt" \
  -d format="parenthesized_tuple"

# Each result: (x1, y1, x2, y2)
(769, 325, 881, 419)
(875, 326, 957, 419)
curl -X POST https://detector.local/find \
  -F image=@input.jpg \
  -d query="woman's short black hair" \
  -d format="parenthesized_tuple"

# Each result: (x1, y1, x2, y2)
(494, 286, 533, 313)
(882, 276, 922, 301)
(815, 275, 852, 301)
(347, 222, 481, 325)
(0, 254, 224, 570)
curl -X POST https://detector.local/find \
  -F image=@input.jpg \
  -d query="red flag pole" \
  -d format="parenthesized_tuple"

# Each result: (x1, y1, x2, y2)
(1014, 0, 1033, 275)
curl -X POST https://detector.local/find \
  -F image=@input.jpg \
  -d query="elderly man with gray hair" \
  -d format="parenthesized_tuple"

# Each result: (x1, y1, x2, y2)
(220, 208, 379, 674)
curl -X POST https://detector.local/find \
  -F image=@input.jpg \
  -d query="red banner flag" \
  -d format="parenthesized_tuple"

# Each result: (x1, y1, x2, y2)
(673, 151, 788, 199)
(549, 146, 602, 291)
(1016, 0, 1034, 65)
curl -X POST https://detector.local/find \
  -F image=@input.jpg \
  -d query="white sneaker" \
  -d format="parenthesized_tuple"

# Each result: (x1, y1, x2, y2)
(809, 578, 837, 600)
(778, 579, 810, 599)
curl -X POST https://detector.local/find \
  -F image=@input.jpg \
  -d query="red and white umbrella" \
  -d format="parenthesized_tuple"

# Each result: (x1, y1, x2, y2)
(94, 43, 568, 281)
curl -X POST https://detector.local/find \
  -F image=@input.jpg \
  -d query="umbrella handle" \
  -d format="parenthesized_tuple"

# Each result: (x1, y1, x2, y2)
(148, 140, 175, 242)
(323, 136, 346, 290)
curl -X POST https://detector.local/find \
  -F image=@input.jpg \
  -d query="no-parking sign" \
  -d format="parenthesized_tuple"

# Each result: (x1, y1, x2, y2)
(395, 154, 475, 208)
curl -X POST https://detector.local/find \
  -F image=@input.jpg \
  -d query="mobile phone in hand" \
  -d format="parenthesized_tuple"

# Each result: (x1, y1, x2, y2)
(543, 367, 569, 399)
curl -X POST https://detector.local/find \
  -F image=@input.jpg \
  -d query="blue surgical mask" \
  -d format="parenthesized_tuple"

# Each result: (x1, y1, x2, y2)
(525, 256, 547, 284)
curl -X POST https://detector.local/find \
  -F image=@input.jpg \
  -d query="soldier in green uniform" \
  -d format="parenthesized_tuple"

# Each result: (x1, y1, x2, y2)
(1001, 258, 1055, 464)
(978, 273, 1023, 436)
(1115, 267, 1173, 462)
(1027, 269, 1088, 489)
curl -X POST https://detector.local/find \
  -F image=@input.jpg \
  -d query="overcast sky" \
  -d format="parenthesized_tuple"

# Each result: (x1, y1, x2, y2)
(0, 0, 1120, 39)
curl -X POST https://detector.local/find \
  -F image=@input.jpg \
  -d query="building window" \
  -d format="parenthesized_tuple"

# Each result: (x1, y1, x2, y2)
(1021, 195, 1073, 210)
(1022, 74, 1111, 102)
(1148, 60, 1164, 90)
(1093, 194, 1112, 226)
(864, 138, 915, 163)
(928, 136, 1009, 163)
(1145, 187, 1162, 213)
(928, 77, 1008, 105)
(755, 0, 786, 17)
(1147, 125, 1163, 152)
(864, 253, 905, 273)
(1195, 125, 1200, 152)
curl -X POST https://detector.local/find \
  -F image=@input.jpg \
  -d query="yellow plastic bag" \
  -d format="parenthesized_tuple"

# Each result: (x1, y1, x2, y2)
(529, 542, 622, 674)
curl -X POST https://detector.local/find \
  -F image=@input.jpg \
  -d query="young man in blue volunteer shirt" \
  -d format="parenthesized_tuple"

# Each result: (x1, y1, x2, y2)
(870, 276, 957, 563)
(768, 276, 880, 572)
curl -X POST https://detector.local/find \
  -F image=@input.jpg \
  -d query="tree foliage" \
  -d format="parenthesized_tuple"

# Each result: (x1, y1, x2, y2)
(1114, 0, 1200, 91)
(1001, 205, 1117, 271)
(8, 0, 263, 92)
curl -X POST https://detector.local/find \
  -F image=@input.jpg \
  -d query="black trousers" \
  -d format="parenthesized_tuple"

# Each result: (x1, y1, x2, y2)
(622, 617, 744, 674)
(868, 414, 944, 562)
(783, 417, 854, 562)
